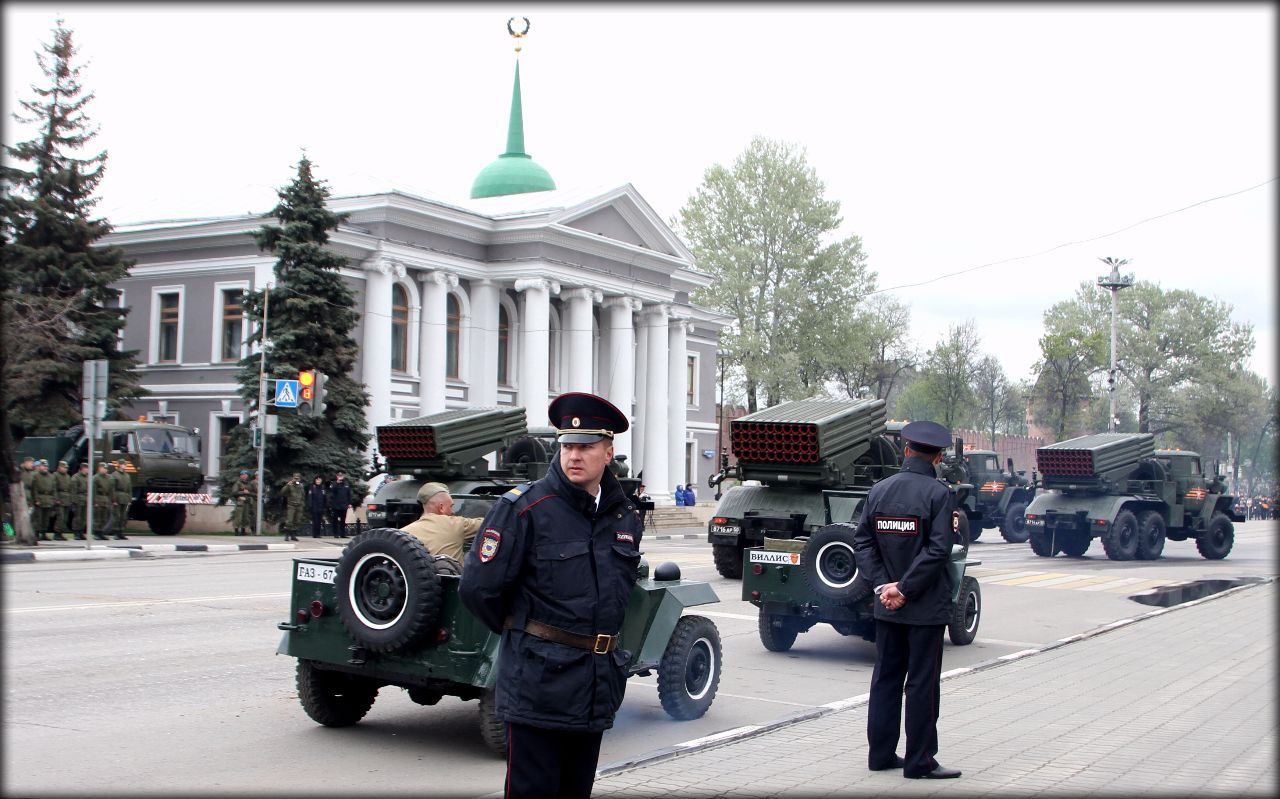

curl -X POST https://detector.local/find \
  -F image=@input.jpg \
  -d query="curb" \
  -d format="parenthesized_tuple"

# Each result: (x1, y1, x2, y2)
(595, 575, 1276, 778)
(0, 542, 297, 563)
(645, 533, 704, 541)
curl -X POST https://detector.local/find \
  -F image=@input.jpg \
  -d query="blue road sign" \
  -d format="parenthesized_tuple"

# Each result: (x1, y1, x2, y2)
(275, 379, 300, 408)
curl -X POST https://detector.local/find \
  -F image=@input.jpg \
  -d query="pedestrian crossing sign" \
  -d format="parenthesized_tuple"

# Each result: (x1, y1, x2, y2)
(275, 379, 300, 408)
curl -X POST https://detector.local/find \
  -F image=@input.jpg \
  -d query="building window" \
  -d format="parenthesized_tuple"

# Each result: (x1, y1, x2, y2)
(391, 284, 409, 373)
(446, 294, 460, 379)
(220, 289, 244, 362)
(157, 291, 181, 363)
(497, 304, 511, 385)
(687, 354, 699, 406)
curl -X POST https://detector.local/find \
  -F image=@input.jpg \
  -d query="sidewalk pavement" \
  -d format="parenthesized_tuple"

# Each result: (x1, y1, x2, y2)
(591, 579, 1276, 798)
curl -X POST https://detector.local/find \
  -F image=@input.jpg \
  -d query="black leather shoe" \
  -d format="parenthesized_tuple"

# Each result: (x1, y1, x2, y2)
(870, 756, 905, 771)
(905, 765, 961, 779)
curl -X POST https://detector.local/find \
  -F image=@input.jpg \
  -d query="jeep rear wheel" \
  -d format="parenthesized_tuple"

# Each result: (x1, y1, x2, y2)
(801, 524, 873, 603)
(657, 615, 722, 721)
(947, 576, 981, 646)
(296, 660, 379, 727)
(758, 611, 799, 652)
(1102, 510, 1139, 561)
(1000, 502, 1029, 543)
(478, 690, 507, 755)
(1136, 511, 1166, 560)
(1028, 528, 1060, 557)
(1196, 512, 1234, 560)
(712, 543, 743, 579)
(334, 528, 442, 653)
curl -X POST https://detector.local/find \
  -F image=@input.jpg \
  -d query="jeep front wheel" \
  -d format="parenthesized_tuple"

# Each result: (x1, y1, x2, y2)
(947, 576, 981, 646)
(758, 611, 799, 652)
(657, 615, 722, 721)
(1102, 510, 1139, 561)
(712, 543, 743, 579)
(296, 660, 379, 727)
(478, 690, 507, 755)
(1196, 512, 1234, 560)
(1000, 502, 1029, 543)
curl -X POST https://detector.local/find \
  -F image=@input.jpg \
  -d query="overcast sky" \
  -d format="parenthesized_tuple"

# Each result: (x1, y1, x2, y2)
(4, 3, 1275, 389)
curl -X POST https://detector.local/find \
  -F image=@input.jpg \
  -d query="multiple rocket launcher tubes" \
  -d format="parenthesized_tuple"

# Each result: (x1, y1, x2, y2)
(1035, 433, 1156, 479)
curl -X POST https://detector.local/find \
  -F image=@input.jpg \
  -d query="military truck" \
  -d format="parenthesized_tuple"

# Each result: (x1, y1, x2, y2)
(706, 402, 986, 578)
(741, 495, 982, 652)
(1022, 433, 1244, 561)
(15, 420, 208, 534)
(942, 445, 1038, 543)
(364, 407, 638, 530)
(277, 527, 722, 755)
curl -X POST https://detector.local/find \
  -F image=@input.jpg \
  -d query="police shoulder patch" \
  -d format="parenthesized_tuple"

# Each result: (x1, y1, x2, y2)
(478, 528, 502, 562)
(500, 482, 534, 504)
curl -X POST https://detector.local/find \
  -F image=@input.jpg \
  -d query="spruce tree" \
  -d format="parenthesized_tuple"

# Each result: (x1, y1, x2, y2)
(216, 156, 371, 520)
(1, 19, 143, 440)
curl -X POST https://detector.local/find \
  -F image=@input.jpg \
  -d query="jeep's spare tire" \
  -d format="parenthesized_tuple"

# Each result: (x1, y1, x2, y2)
(801, 523, 872, 603)
(334, 527, 443, 653)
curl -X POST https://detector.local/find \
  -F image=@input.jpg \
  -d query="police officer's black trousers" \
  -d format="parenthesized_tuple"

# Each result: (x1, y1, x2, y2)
(505, 722, 603, 799)
(867, 619, 945, 776)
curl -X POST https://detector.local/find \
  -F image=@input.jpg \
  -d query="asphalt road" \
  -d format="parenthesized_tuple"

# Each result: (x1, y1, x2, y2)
(3, 520, 1274, 796)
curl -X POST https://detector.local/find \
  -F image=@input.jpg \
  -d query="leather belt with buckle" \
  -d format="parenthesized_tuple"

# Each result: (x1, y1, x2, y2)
(504, 617, 619, 654)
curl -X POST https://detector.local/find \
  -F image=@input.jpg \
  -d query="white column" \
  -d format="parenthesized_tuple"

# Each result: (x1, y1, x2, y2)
(470, 279, 500, 407)
(515, 277, 558, 426)
(418, 270, 455, 416)
(603, 296, 640, 462)
(564, 287, 601, 393)
(668, 312, 691, 496)
(633, 312, 648, 474)
(362, 257, 401, 432)
(642, 304, 671, 504)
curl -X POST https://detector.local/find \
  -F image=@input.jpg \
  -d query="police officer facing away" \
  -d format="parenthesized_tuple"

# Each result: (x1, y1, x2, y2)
(853, 420, 962, 780)
(459, 392, 644, 799)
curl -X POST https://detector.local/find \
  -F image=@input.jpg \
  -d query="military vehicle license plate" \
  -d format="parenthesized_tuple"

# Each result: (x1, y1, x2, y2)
(710, 523, 739, 535)
(296, 562, 337, 584)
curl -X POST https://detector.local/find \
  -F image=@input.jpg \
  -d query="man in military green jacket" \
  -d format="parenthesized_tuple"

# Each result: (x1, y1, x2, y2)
(110, 462, 132, 540)
(30, 460, 58, 541)
(280, 472, 305, 542)
(20, 455, 36, 511)
(70, 462, 90, 540)
(51, 460, 72, 540)
(92, 463, 114, 540)
(232, 470, 256, 535)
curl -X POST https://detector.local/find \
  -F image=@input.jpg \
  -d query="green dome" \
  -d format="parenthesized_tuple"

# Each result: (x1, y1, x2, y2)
(471, 153, 556, 199)
(470, 60, 556, 199)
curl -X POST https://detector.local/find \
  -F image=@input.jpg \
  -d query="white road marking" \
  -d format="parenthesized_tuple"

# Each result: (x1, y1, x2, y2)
(6, 592, 289, 613)
(696, 610, 759, 621)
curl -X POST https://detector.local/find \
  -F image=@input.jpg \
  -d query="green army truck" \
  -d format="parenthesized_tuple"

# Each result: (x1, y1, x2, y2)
(277, 528, 722, 755)
(364, 407, 638, 530)
(15, 420, 208, 534)
(1022, 433, 1244, 561)
(942, 445, 1038, 543)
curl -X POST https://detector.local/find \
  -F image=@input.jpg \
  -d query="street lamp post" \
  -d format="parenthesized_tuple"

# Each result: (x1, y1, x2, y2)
(1096, 257, 1133, 432)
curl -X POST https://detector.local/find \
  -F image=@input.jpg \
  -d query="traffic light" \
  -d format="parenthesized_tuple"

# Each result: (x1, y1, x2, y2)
(312, 371, 329, 416)
(298, 369, 316, 415)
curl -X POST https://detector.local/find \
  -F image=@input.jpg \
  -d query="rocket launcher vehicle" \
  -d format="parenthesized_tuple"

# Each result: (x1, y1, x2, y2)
(727, 397, 892, 487)
(376, 407, 529, 478)
(1035, 432, 1156, 490)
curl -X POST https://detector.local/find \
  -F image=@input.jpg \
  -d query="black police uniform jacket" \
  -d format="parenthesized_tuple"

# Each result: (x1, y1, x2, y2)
(458, 458, 643, 732)
(852, 455, 956, 626)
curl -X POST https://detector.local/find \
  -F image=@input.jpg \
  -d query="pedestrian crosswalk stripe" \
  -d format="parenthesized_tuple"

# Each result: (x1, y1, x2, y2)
(991, 572, 1075, 586)
(1076, 576, 1150, 592)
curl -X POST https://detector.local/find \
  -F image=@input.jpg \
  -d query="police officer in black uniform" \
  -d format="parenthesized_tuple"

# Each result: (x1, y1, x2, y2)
(853, 420, 962, 780)
(459, 392, 644, 799)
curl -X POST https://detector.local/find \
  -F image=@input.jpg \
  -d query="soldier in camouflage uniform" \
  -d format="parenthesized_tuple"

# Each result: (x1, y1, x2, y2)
(20, 456, 36, 514)
(70, 462, 90, 540)
(110, 462, 132, 540)
(30, 460, 58, 541)
(232, 470, 256, 535)
(280, 472, 305, 542)
(92, 463, 114, 540)
(51, 460, 72, 540)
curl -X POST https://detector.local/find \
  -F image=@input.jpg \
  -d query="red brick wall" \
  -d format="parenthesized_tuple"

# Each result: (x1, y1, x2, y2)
(952, 428, 1048, 475)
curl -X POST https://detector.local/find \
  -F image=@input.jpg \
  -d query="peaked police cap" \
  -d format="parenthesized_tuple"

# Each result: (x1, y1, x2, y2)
(901, 420, 952, 451)
(548, 392, 629, 444)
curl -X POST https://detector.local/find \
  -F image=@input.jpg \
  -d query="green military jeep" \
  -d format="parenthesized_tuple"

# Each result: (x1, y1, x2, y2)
(277, 522, 723, 755)
(742, 490, 982, 652)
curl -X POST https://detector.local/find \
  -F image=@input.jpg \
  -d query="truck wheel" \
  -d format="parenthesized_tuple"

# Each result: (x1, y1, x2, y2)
(712, 543, 743, 579)
(296, 660, 379, 727)
(1000, 502, 1029, 543)
(1059, 531, 1091, 558)
(1136, 511, 1166, 560)
(1102, 510, 1139, 561)
(657, 615, 722, 721)
(1028, 529, 1060, 557)
(146, 505, 186, 535)
(758, 611, 799, 652)
(801, 524, 873, 603)
(1196, 512, 1235, 560)
(478, 690, 507, 756)
(334, 528, 442, 653)
(947, 576, 981, 646)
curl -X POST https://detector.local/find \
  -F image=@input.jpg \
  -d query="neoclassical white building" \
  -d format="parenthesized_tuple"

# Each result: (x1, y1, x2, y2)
(103, 55, 727, 504)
